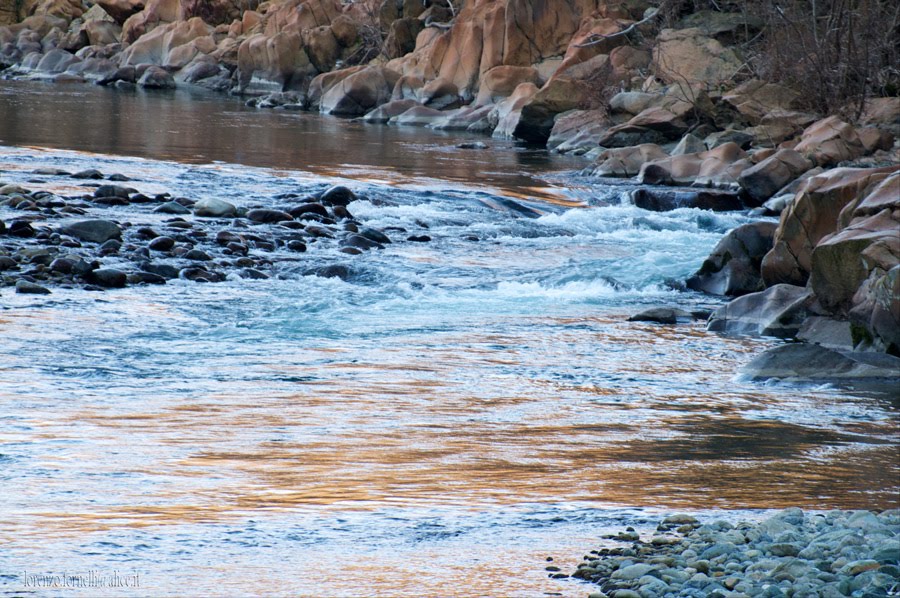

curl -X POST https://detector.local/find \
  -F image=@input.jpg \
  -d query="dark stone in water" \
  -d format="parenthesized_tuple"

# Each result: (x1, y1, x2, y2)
(239, 268, 269, 280)
(59, 219, 121, 243)
(94, 184, 136, 199)
(93, 196, 130, 206)
(320, 185, 356, 207)
(288, 203, 329, 219)
(148, 236, 175, 251)
(107, 174, 132, 182)
(140, 262, 179, 279)
(341, 234, 383, 251)
(179, 267, 225, 283)
(15, 280, 51, 294)
(308, 264, 351, 280)
(632, 188, 744, 212)
(340, 247, 363, 255)
(0, 256, 19, 270)
(155, 201, 191, 215)
(407, 235, 431, 242)
(98, 239, 121, 255)
(184, 249, 212, 261)
(88, 268, 127, 288)
(71, 169, 104, 179)
(628, 307, 691, 325)
(135, 227, 159, 240)
(8, 220, 36, 238)
(129, 271, 167, 285)
(247, 208, 293, 223)
(358, 227, 391, 244)
(286, 240, 307, 252)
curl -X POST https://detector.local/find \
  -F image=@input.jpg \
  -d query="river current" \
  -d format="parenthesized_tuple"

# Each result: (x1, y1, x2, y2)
(1, 81, 897, 596)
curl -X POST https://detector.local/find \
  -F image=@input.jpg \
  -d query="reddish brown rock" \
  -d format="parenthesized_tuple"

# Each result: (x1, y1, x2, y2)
(320, 65, 400, 115)
(737, 149, 814, 204)
(590, 144, 668, 178)
(793, 116, 866, 166)
(761, 166, 897, 288)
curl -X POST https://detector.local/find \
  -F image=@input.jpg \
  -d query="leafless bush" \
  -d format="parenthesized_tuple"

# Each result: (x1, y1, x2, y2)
(751, 0, 900, 118)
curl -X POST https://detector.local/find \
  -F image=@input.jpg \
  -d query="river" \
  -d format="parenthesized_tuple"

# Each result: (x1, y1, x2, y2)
(1, 81, 897, 596)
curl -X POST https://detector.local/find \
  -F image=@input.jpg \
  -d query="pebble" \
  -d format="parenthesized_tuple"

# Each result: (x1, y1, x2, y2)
(570, 510, 900, 597)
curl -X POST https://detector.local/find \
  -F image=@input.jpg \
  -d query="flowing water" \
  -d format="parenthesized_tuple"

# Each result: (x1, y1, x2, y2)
(0, 81, 898, 597)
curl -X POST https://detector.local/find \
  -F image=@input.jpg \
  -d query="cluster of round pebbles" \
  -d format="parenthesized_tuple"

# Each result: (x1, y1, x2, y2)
(560, 509, 899, 597)
(0, 167, 432, 295)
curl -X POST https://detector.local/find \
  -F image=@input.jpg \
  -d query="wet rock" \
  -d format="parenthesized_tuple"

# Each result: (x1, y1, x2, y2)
(358, 227, 391, 245)
(15, 280, 52, 294)
(71, 168, 104, 179)
(627, 307, 691, 325)
(238, 268, 268, 280)
(179, 267, 224, 282)
(128, 271, 167, 284)
(183, 249, 212, 261)
(341, 234, 383, 251)
(739, 343, 900, 381)
(686, 221, 777, 296)
(319, 185, 356, 207)
(286, 240, 306, 252)
(407, 235, 431, 242)
(154, 201, 190, 215)
(193, 198, 236, 218)
(288, 202, 329, 219)
(247, 208, 293, 223)
(8, 221, 36, 238)
(98, 239, 121, 255)
(88, 268, 127, 288)
(140, 262, 179, 279)
(631, 188, 743, 212)
(737, 149, 814, 204)
(707, 284, 812, 337)
(0, 256, 19, 271)
(148, 236, 175, 251)
(59, 219, 121, 243)
(308, 264, 351, 280)
(94, 184, 136, 199)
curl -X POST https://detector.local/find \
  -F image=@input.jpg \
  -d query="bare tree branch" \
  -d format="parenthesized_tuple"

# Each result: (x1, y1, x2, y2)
(574, 8, 659, 48)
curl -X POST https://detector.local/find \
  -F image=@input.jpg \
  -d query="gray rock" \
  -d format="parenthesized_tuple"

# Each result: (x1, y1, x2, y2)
(707, 284, 811, 337)
(88, 268, 127, 288)
(15, 280, 51, 294)
(628, 307, 691, 325)
(59, 219, 122, 243)
(193, 198, 236, 218)
(738, 343, 900, 381)
(137, 66, 175, 89)
(687, 221, 777, 296)
(154, 201, 191, 215)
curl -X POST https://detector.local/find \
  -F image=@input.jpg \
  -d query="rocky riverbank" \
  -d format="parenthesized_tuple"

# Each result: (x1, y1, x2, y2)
(563, 509, 900, 597)
(0, 167, 422, 293)
(1, 0, 898, 375)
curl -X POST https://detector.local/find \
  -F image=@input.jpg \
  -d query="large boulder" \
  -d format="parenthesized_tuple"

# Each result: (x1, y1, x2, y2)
(547, 109, 610, 153)
(739, 343, 900, 383)
(638, 142, 752, 189)
(760, 166, 897, 287)
(320, 66, 400, 116)
(687, 221, 777, 296)
(707, 283, 812, 338)
(849, 265, 900, 355)
(589, 144, 668, 178)
(490, 81, 538, 139)
(121, 0, 178, 42)
(512, 77, 591, 143)
(721, 79, 801, 126)
(236, 31, 314, 94)
(737, 149, 814, 204)
(652, 27, 743, 88)
(475, 65, 541, 106)
(793, 116, 866, 167)
(59, 219, 122, 243)
(811, 208, 899, 316)
(120, 16, 210, 65)
(94, 0, 144, 24)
